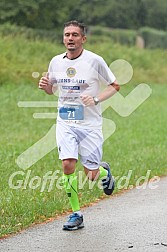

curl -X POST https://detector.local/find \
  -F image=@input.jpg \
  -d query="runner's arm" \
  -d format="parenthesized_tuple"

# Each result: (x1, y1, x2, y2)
(80, 80, 120, 106)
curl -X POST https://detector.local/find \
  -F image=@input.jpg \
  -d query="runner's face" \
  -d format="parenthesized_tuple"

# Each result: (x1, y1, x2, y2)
(63, 26, 86, 51)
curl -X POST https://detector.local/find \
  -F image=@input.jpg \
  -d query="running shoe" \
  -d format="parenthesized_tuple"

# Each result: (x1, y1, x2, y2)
(100, 161, 115, 195)
(63, 213, 84, 231)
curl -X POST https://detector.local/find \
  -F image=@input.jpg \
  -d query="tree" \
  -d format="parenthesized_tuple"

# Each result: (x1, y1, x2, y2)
(0, 0, 167, 31)
(144, 0, 167, 30)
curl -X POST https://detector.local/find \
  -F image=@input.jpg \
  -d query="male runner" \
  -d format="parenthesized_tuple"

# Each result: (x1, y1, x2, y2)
(39, 20, 120, 231)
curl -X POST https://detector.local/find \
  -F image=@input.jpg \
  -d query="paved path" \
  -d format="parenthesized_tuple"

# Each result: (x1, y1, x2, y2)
(0, 177, 167, 252)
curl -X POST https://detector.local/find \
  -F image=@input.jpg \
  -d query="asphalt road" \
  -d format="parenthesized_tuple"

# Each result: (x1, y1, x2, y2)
(0, 176, 167, 252)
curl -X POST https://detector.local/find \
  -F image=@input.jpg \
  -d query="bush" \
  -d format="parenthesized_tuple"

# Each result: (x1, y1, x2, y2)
(0, 23, 62, 42)
(89, 26, 137, 46)
(139, 27, 167, 49)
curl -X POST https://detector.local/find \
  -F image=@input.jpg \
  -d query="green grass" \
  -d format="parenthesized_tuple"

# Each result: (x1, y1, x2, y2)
(0, 82, 166, 237)
(0, 35, 167, 86)
(0, 35, 167, 237)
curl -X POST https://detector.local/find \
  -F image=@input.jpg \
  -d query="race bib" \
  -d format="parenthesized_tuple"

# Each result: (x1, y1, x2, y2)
(59, 104, 84, 121)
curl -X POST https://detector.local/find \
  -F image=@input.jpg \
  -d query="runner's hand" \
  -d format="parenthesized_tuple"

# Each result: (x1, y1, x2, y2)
(39, 73, 50, 90)
(80, 95, 95, 106)
(38, 73, 54, 94)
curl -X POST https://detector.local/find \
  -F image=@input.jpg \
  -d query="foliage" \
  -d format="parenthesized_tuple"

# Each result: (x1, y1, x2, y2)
(0, 23, 62, 41)
(144, 0, 167, 30)
(0, 0, 167, 31)
(0, 0, 79, 29)
(1, 22, 167, 50)
(0, 34, 167, 87)
(89, 26, 137, 46)
(139, 27, 167, 49)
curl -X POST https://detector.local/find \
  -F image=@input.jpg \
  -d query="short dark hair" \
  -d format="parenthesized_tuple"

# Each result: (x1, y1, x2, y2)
(64, 20, 87, 36)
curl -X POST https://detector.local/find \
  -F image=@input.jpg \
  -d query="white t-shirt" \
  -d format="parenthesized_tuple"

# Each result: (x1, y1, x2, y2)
(48, 49, 116, 129)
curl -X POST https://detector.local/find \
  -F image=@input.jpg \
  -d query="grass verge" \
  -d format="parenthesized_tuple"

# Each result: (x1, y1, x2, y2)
(0, 82, 167, 237)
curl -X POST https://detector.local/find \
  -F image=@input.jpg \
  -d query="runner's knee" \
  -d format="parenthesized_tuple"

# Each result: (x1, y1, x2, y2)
(84, 168, 100, 181)
(62, 159, 76, 174)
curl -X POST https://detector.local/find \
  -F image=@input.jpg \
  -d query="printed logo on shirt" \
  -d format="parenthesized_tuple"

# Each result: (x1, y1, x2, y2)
(62, 86, 80, 90)
(56, 79, 86, 84)
(66, 67, 76, 78)
(62, 85, 80, 94)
